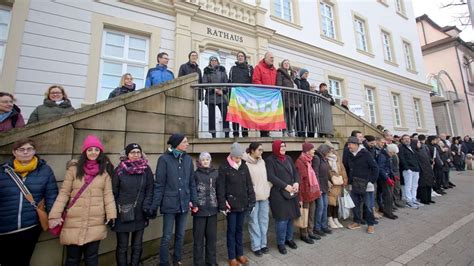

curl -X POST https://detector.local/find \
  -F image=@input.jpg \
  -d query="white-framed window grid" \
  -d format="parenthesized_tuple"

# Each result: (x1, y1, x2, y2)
(381, 31, 393, 62)
(354, 17, 368, 51)
(365, 87, 377, 124)
(97, 29, 149, 101)
(320, 2, 335, 39)
(403, 41, 414, 70)
(328, 78, 342, 103)
(395, 0, 405, 14)
(274, 0, 293, 22)
(0, 6, 12, 74)
(413, 98, 423, 128)
(391, 93, 402, 127)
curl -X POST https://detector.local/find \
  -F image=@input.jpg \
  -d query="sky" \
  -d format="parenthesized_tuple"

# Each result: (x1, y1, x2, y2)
(412, 0, 473, 42)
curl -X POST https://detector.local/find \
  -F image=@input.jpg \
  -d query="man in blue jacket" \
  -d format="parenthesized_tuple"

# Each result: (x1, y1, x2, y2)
(145, 52, 175, 88)
(148, 133, 198, 265)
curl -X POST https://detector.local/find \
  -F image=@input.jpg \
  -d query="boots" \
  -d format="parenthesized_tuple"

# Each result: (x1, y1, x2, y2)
(333, 218, 344, 228)
(237, 256, 249, 264)
(328, 217, 338, 229)
(228, 259, 239, 266)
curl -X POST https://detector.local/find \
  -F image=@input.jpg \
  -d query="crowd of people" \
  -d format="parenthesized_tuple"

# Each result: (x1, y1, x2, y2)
(0, 128, 472, 266)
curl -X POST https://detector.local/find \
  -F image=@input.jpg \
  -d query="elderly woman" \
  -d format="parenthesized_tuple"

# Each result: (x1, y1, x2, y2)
(0, 92, 25, 132)
(109, 73, 136, 99)
(112, 143, 154, 266)
(325, 141, 348, 228)
(0, 138, 58, 266)
(313, 144, 332, 237)
(28, 85, 75, 124)
(265, 139, 300, 255)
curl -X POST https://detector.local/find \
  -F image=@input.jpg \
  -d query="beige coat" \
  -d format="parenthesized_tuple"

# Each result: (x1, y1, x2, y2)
(49, 165, 116, 246)
(242, 153, 272, 201)
(327, 155, 348, 206)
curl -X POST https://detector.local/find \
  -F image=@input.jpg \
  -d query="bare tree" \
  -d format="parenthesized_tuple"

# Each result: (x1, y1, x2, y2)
(441, 0, 471, 27)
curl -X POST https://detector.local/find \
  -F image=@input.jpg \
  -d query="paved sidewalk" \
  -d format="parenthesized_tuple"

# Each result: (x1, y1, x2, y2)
(143, 170, 474, 265)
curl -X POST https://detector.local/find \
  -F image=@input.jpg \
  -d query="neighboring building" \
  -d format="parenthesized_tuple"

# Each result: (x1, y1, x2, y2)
(416, 14, 474, 136)
(1, 0, 435, 134)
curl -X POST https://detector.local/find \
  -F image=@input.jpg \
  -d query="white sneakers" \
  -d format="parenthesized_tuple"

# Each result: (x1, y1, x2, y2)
(329, 217, 344, 229)
(333, 218, 344, 228)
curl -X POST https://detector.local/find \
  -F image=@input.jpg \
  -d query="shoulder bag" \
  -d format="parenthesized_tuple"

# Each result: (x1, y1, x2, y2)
(118, 175, 144, 222)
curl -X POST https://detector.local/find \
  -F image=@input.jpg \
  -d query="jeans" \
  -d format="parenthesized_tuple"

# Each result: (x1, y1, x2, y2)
(402, 170, 420, 203)
(116, 229, 145, 266)
(248, 200, 270, 251)
(314, 192, 328, 231)
(351, 191, 375, 226)
(66, 241, 100, 266)
(160, 212, 189, 265)
(226, 211, 245, 260)
(193, 215, 217, 266)
(275, 219, 294, 245)
(0, 225, 41, 266)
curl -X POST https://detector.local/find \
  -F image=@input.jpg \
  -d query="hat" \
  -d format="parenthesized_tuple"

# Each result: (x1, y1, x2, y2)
(167, 133, 185, 148)
(81, 135, 104, 153)
(299, 68, 308, 77)
(199, 151, 212, 161)
(324, 140, 334, 149)
(347, 136, 359, 144)
(209, 56, 219, 63)
(125, 143, 142, 156)
(302, 142, 314, 153)
(230, 142, 244, 157)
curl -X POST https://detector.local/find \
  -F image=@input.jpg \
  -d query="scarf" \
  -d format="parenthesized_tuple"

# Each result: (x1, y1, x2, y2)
(327, 154, 338, 173)
(227, 155, 241, 170)
(13, 156, 39, 177)
(300, 152, 317, 187)
(83, 159, 100, 184)
(0, 111, 12, 122)
(117, 158, 148, 176)
(272, 140, 286, 162)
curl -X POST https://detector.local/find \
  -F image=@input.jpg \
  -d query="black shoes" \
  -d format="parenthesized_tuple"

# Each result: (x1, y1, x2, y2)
(384, 214, 398, 220)
(300, 236, 314, 244)
(260, 247, 269, 254)
(253, 250, 263, 257)
(277, 245, 287, 254)
(309, 234, 321, 240)
(429, 200, 436, 204)
(313, 229, 326, 237)
(322, 228, 332, 234)
(285, 240, 297, 249)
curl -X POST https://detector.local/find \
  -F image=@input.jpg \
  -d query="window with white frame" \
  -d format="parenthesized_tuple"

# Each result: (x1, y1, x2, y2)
(328, 78, 342, 102)
(395, 0, 406, 15)
(274, 0, 293, 22)
(381, 31, 394, 62)
(354, 17, 368, 52)
(365, 86, 377, 123)
(98, 30, 149, 101)
(320, 2, 336, 39)
(413, 98, 423, 128)
(391, 93, 402, 127)
(403, 41, 415, 71)
(0, 7, 11, 74)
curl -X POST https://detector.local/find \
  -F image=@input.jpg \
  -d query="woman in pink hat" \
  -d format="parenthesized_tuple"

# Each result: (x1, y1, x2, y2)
(49, 135, 117, 266)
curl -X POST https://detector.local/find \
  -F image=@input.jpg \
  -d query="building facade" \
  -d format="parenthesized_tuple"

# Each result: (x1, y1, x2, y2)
(416, 14, 474, 136)
(1, 0, 435, 135)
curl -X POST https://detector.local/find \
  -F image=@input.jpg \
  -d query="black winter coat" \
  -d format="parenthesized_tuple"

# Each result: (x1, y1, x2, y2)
(108, 84, 136, 99)
(193, 167, 218, 217)
(312, 152, 330, 193)
(217, 160, 255, 212)
(265, 154, 300, 221)
(415, 149, 435, 187)
(346, 147, 378, 184)
(294, 77, 310, 91)
(277, 68, 297, 109)
(398, 144, 420, 172)
(229, 62, 253, 84)
(112, 165, 154, 232)
(150, 151, 198, 214)
(178, 61, 203, 83)
(202, 65, 229, 105)
(376, 148, 392, 181)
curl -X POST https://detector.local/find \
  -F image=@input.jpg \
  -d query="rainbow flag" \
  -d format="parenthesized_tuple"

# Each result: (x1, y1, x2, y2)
(226, 87, 286, 130)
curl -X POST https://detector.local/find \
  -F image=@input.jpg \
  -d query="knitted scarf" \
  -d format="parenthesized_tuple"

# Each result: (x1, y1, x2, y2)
(227, 155, 241, 170)
(13, 156, 38, 177)
(83, 160, 100, 184)
(300, 152, 317, 187)
(117, 158, 148, 175)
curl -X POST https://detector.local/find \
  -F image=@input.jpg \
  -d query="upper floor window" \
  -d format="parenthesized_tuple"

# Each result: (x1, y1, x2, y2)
(98, 30, 149, 101)
(391, 93, 402, 127)
(365, 86, 377, 124)
(354, 17, 368, 52)
(381, 30, 395, 63)
(274, 0, 293, 22)
(320, 2, 335, 39)
(413, 98, 423, 128)
(395, 0, 406, 15)
(328, 78, 342, 102)
(0, 7, 11, 74)
(403, 41, 415, 71)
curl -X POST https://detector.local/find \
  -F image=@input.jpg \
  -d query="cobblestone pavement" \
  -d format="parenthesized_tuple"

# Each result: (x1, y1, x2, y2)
(143, 171, 474, 265)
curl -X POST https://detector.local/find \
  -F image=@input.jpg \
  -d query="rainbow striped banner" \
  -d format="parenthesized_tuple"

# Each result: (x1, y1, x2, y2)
(226, 87, 286, 130)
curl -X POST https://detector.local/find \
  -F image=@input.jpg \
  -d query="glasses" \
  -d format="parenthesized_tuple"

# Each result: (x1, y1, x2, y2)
(16, 147, 35, 153)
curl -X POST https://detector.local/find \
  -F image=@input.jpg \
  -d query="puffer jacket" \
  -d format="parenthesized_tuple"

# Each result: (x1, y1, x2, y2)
(193, 166, 218, 217)
(28, 99, 75, 124)
(252, 59, 277, 85)
(108, 84, 136, 99)
(229, 62, 253, 84)
(242, 153, 271, 201)
(202, 65, 228, 105)
(145, 64, 175, 88)
(0, 158, 58, 234)
(49, 164, 117, 245)
(0, 105, 25, 133)
(217, 159, 256, 212)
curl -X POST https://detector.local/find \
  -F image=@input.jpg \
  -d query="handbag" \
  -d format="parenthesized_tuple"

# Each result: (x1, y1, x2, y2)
(118, 175, 144, 223)
(4, 165, 49, 231)
(331, 175, 344, 186)
(50, 178, 93, 236)
(351, 176, 369, 195)
(293, 205, 309, 228)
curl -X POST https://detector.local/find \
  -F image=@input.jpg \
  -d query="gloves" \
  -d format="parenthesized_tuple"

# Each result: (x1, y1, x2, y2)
(143, 208, 157, 219)
(386, 178, 395, 187)
(394, 175, 400, 181)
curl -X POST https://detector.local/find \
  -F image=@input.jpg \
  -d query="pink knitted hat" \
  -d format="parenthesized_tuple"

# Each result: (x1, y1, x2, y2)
(81, 135, 104, 153)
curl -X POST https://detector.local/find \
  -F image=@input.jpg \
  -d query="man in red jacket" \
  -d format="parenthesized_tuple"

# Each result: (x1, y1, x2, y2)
(252, 52, 277, 137)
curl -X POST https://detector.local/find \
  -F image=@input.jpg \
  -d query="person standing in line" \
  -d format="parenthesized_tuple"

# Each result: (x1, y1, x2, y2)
(398, 134, 422, 209)
(325, 140, 348, 228)
(386, 144, 404, 208)
(294, 69, 316, 138)
(312, 144, 332, 237)
(242, 142, 271, 257)
(265, 140, 300, 255)
(145, 52, 175, 88)
(192, 152, 219, 266)
(276, 59, 297, 136)
(112, 143, 154, 266)
(108, 73, 137, 99)
(0, 92, 25, 132)
(28, 85, 75, 124)
(178, 51, 203, 83)
(451, 137, 464, 171)
(49, 135, 116, 266)
(217, 142, 256, 266)
(414, 138, 436, 205)
(148, 134, 198, 266)
(374, 137, 397, 219)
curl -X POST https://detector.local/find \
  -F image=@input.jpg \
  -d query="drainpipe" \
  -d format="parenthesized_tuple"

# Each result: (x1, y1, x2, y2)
(455, 43, 474, 127)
